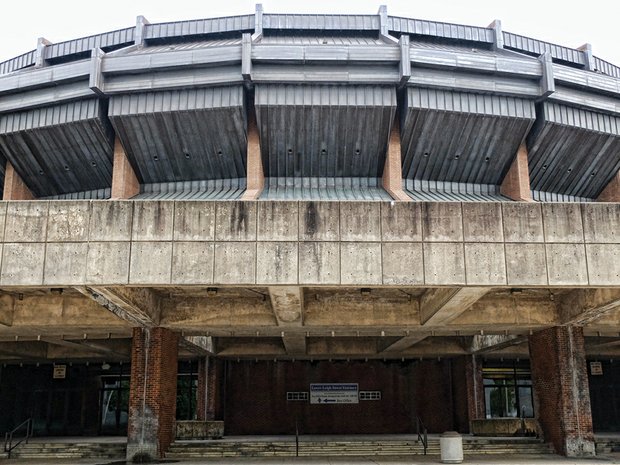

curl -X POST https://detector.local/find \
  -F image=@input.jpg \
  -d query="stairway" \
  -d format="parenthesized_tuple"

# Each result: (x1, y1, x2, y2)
(7, 441, 126, 460)
(596, 436, 620, 454)
(166, 436, 555, 459)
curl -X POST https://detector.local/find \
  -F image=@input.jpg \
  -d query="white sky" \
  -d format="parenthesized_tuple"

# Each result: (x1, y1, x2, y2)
(0, 0, 619, 65)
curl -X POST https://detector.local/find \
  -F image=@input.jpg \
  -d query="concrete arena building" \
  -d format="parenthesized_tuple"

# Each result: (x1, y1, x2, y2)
(0, 4, 619, 461)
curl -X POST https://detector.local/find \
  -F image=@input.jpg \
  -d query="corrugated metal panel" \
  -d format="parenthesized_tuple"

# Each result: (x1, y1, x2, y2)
(134, 179, 245, 200)
(0, 50, 36, 76)
(144, 15, 254, 39)
(405, 179, 508, 202)
(527, 101, 620, 199)
(0, 99, 114, 197)
(127, 38, 242, 54)
(0, 81, 94, 114)
(252, 64, 398, 85)
(255, 84, 395, 180)
(263, 14, 379, 31)
(550, 86, 620, 116)
(552, 65, 620, 96)
(402, 87, 535, 185)
(408, 69, 541, 98)
(531, 190, 592, 203)
(108, 86, 246, 184)
(42, 187, 111, 200)
(593, 57, 620, 79)
(503, 32, 585, 65)
(46, 27, 135, 60)
(388, 16, 494, 43)
(259, 35, 385, 45)
(260, 177, 391, 200)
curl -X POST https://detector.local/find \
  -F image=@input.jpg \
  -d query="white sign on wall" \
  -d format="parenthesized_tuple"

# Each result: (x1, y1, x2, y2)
(590, 361, 603, 376)
(310, 383, 359, 404)
(53, 365, 67, 379)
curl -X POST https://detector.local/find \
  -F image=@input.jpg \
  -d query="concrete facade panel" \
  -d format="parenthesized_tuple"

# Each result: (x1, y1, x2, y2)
(582, 203, 620, 243)
(546, 244, 589, 286)
(502, 203, 544, 243)
(132, 201, 175, 241)
(340, 242, 382, 285)
(421, 203, 463, 242)
(47, 201, 90, 242)
(423, 243, 466, 285)
(382, 242, 424, 285)
(171, 242, 214, 285)
(215, 202, 257, 241)
(542, 204, 584, 243)
(173, 201, 215, 241)
(464, 243, 507, 285)
(586, 244, 620, 285)
(89, 201, 133, 241)
(299, 201, 340, 241)
(381, 202, 422, 242)
(43, 242, 88, 285)
(86, 242, 131, 284)
(298, 242, 340, 285)
(0, 204, 6, 242)
(1, 242, 45, 285)
(462, 203, 504, 242)
(505, 243, 548, 285)
(5, 202, 48, 242)
(213, 242, 256, 284)
(257, 202, 298, 241)
(340, 202, 381, 242)
(129, 241, 173, 284)
(256, 242, 298, 284)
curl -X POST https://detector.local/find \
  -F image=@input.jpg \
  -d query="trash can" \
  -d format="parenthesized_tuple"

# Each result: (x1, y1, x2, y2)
(440, 431, 463, 463)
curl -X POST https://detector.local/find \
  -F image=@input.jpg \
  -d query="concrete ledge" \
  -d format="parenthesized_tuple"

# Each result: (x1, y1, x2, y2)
(471, 418, 540, 437)
(0, 200, 617, 287)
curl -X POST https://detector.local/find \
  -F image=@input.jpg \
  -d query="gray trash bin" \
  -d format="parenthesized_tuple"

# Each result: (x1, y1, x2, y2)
(440, 431, 463, 463)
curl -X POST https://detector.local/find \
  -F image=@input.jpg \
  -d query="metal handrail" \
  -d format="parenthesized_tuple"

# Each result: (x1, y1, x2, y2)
(415, 416, 428, 456)
(3, 417, 33, 458)
(295, 417, 299, 457)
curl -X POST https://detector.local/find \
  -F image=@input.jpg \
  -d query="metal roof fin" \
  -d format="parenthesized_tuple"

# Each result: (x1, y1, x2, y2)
(252, 4, 264, 41)
(577, 43, 595, 71)
(34, 37, 52, 68)
(378, 5, 398, 44)
(488, 20, 503, 50)
(135, 15, 150, 48)
(89, 48, 105, 96)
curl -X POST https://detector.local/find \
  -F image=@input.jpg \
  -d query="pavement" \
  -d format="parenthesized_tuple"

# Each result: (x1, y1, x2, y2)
(2, 454, 620, 465)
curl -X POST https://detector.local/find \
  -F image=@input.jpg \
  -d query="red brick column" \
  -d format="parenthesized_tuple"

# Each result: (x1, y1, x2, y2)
(465, 355, 485, 423)
(529, 327, 595, 457)
(111, 137, 140, 199)
(3, 162, 35, 200)
(127, 327, 179, 461)
(500, 143, 533, 201)
(196, 357, 208, 421)
(206, 358, 225, 421)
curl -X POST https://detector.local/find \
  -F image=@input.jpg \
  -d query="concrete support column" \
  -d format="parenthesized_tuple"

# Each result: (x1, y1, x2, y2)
(500, 143, 532, 201)
(111, 137, 140, 199)
(127, 327, 179, 461)
(3, 162, 34, 200)
(529, 327, 595, 457)
(597, 169, 620, 202)
(241, 104, 264, 200)
(382, 116, 411, 201)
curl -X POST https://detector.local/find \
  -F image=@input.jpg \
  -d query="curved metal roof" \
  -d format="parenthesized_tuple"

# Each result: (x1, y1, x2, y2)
(0, 5, 618, 201)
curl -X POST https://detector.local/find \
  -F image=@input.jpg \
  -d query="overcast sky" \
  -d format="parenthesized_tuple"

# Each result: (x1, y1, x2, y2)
(0, 0, 619, 65)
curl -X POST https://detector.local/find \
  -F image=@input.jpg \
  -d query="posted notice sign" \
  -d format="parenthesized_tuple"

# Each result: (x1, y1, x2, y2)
(310, 383, 359, 404)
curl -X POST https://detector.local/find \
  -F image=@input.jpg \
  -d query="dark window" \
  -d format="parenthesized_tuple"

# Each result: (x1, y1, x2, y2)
(177, 361, 199, 420)
(483, 362, 533, 418)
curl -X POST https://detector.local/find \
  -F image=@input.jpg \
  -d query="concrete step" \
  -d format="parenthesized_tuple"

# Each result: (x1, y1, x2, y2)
(167, 438, 555, 458)
(9, 442, 126, 459)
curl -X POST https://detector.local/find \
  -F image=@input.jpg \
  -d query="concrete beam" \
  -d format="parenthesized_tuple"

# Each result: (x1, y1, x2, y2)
(0, 341, 48, 360)
(180, 335, 215, 355)
(76, 286, 160, 327)
(269, 286, 305, 355)
(378, 334, 427, 353)
(41, 337, 130, 358)
(470, 334, 527, 354)
(420, 287, 491, 326)
(559, 289, 620, 325)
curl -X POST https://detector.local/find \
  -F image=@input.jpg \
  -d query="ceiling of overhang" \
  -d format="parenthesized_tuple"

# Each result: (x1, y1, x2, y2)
(527, 101, 620, 199)
(0, 99, 114, 197)
(108, 86, 247, 184)
(255, 84, 396, 179)
(402, 87, 536, 186)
